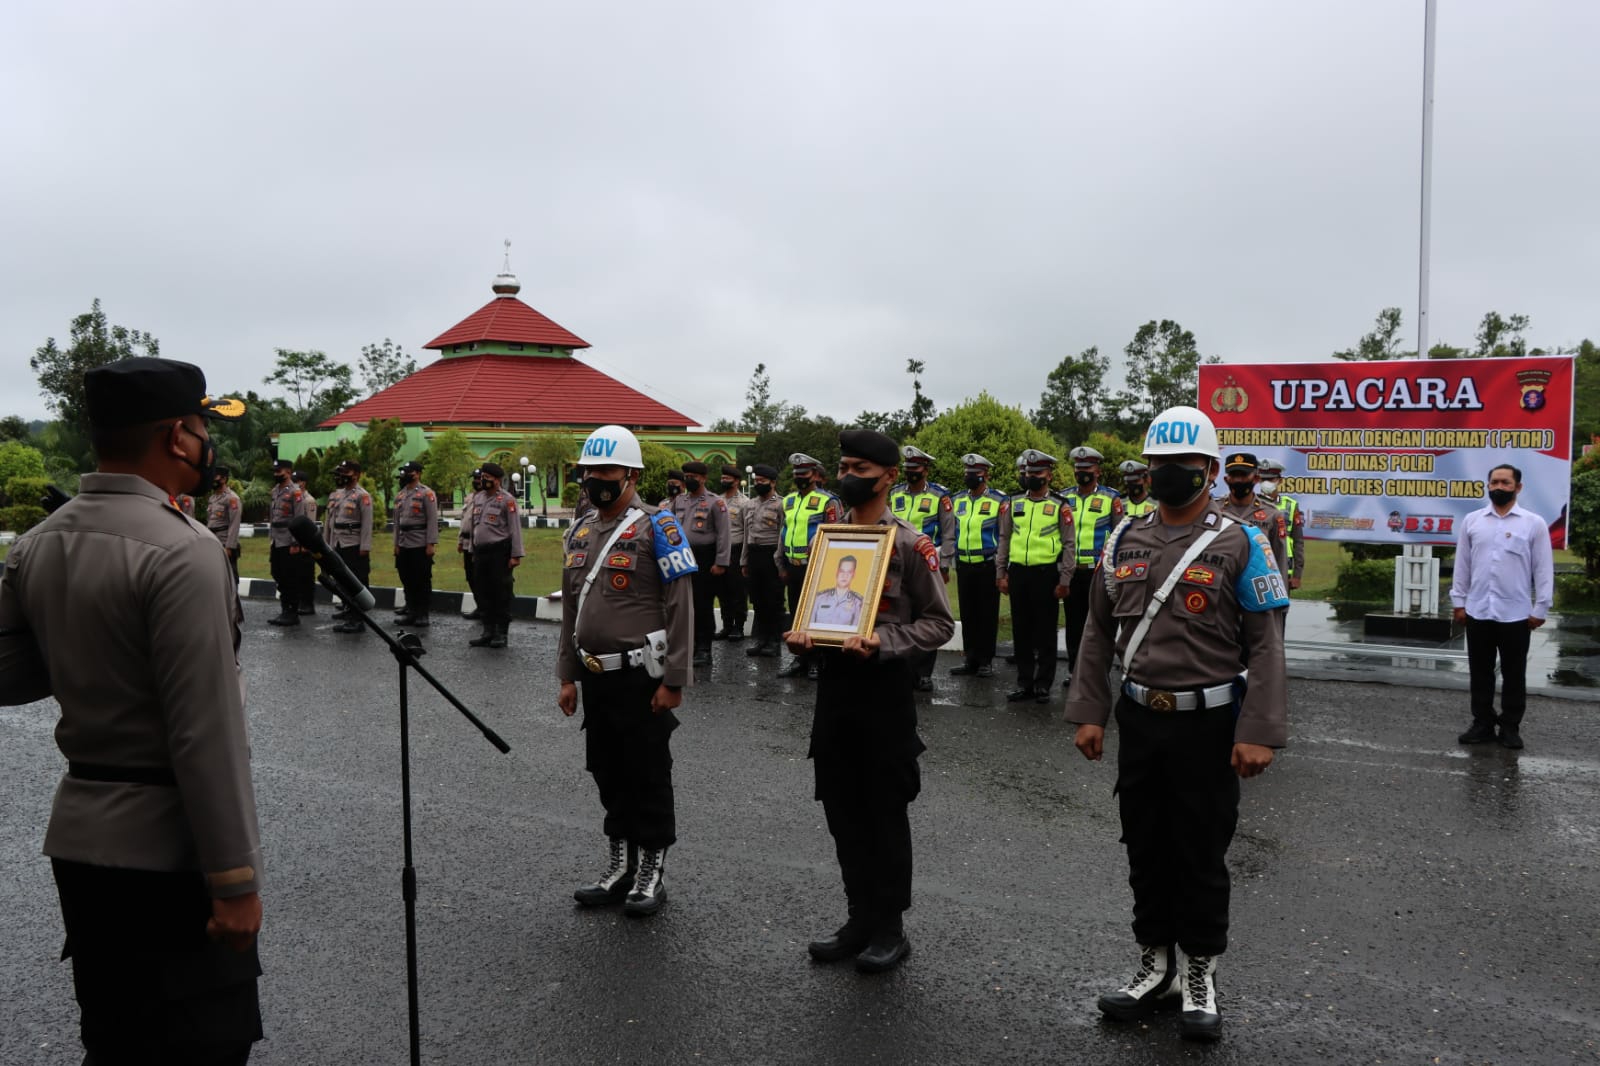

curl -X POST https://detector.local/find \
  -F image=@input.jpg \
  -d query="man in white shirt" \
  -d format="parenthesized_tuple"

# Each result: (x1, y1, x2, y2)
(1449, 463, 1554, 750)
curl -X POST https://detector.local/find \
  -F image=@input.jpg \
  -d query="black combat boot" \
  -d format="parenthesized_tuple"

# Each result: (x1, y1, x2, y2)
(1097, 944, 1180, 1021)
(573, 838, 636, 906)
(469, 623, 495, 647)
(487, 623, 508, 649)
(406, 613, 430, 628)
(268, 603, 299, 626)
(1180, 954, 1222, 1041)
(623, 847, 667, 916)
(692, 646, 712, 667)
(807, 917, 872, 963)
(778, 658, 808, 678)
(854, 918, 911, 974)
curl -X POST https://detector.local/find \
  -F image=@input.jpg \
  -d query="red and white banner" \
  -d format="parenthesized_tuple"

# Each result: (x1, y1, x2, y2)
(1198, 357, 1574, 548)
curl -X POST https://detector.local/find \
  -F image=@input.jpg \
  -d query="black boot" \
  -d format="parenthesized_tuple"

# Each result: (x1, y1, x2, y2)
(488, 622, 508, 649)
(854, 920, 911, 974)
(463, 606, 483, 620)
(623, 847, 667, 916)
(573, 838, 636, 906)
(1458, 722, 1497, 744)
(268, 603, 299, 627)
(725, 625, 745, 642)
(692, 646, 712, 667)
(779, 658, 808, 678)
(808, 918, 872, 963)
(1180, 954, 1222, 1042)
(469, 623, 495, 648)
(406, 614, 430, 628)
(949, 661, 979, 676)
(1097, 944, 1180, 1021)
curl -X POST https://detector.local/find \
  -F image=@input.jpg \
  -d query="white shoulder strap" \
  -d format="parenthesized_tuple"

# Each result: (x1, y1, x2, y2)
(575, 508, 644, 627)
(1100, 515, 1136, 598)
(1118, 517, 1234, 677)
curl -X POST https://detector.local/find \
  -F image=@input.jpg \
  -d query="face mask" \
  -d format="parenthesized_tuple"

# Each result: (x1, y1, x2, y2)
(837, 473, 882, 508)
(1227, 481, 1253, 500)
(275, 470, 290, 482)
(794, 476, 811, 492)
(667, 484, 683, 497)
(684, 477, 702, 493)
(908, 468, 926, 483)
(753, 482, 773, 497)
(212, 477, 225, 491)
(1258, 479, 1279, 495)
(1150, 463, 1211, 507)
(1126, 480, 1147, 499)
(964, 472, 983, 490)
(584, 475, 625, 508)
(1074, 470, 1095, 487)
(720, 480, 736, 492)
(1488, 488, 1516, 507)
(176, 425, 217, 497)
(1022, 475, 1046, 493)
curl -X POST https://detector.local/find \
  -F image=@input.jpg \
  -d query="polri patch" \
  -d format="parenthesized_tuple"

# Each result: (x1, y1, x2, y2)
(565, 551, 587, 568)
(610, 572, 630, 590)
(1183, 565, 1216, 586)
(606, 552, 635, 570)
(1184, 590, 1209, 614)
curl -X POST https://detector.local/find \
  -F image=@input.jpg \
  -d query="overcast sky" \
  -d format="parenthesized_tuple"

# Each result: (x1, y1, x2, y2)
(2, 1, 1594, 429)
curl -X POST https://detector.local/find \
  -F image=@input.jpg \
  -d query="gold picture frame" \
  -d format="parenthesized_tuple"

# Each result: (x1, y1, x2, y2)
(791, 524, 895, 646)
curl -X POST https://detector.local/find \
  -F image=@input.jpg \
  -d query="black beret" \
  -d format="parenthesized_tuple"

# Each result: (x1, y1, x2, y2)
(721, 464, 740, 479)
(343, 458, 363, 471)
(273, 458, 294, 470)
(84, 357, 245, 429)
(666, 469, 685, 481)
(682, 461, 709, 476)
(291, 470, 308, 482)
(480, 461, 505, 479)
(213, 465, 230, 478)
(752, 463, 779, 480)
(839, 429, 900, 467)
(399, 460, 424, 474)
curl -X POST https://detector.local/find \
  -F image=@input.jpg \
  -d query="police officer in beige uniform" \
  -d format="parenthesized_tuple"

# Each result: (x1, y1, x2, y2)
(1065, 406, 1289, 1043)
(558, 425, 697, 917)
(206, 466, 243, 584)
(464, 461, 524, 649)
(741, 463, 787, 658)
(785, 429, 954, 974)
(323, 459, 374, 634)
(266, 458, 309, 626)
(671, 460, 730, 667)
(392, 460, 438, 627)
(459, 468, 485, 620)
(0, 357, 264, 1064)
(290, 471, 318, 615)
(1218, 453, 1288, 577)
(715, 464, 751, 640)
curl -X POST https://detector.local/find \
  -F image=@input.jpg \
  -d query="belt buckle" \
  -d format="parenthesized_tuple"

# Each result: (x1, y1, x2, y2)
(1148, 690, 1178, 712)
(582, 653, 604, 674)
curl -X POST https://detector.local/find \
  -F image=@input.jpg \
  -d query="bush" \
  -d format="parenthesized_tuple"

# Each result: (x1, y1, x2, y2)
(0, 504, 47, 534)
(5, 476, 54, 511)
(1331, 558, 1395, 602)
(562, 483, 580, 507)
(1555, 574, 1600, 612)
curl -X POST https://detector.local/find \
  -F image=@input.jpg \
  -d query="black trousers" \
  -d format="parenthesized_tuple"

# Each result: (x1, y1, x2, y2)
(472, 543, 515, 627)
(334, 545, 371, 598)
(1062, 566, 1093, 672)
(715, 549, 748, 630)
(52, 859, 260, 1065)
(1466, 616, 1533, 729)
(395, 546, 433, 616)
(1009, 564, 1059, 691)
(581, 667, 679, 848)
(690, 544, 717, 650)
(1114, 696, 1239, 956)
(955, 558, 1000, 667)
(292, 547, 315, 612)
(268, 544, 291, 609)
(813, 655, 922, 927)
(462, 549, 478, 606)
(746, 548, 785, 643)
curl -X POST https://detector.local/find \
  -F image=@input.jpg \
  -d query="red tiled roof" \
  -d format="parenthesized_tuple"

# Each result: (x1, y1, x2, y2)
(423, 296, 590, 350)
(320, 355, 694, 428)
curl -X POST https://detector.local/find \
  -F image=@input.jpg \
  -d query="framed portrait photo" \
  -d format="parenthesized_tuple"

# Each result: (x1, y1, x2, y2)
(792, 524, 894, 646)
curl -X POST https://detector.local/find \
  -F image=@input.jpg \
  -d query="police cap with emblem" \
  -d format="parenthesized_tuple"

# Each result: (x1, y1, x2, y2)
(84, 357, 245, 428)
(752, 463, 779, 480)
(1119, 459, 1149, 475)
(1017, 448, 1057, 471)
(1257, 457, 1285, 476)
(721, 464, 740, 479)
(343, 458, 363, 471)
(901, 444, 934, 466)
(788, 453, 824, 471)
(839, 430, 900, 467)
(291, 470, 308, 483)
(1069, 445, 1104, 467)
(682, 461, 708, 476)
(399, 460, 424, 474)
(481, 461, 505, 480)
(272, 458, 294, 471)
(1224, 452, 1259, 473)
(961, 453, 993, 470)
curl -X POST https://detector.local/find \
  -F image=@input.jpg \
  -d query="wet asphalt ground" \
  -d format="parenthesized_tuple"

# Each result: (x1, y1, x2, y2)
(2, 602, 1598, 1065)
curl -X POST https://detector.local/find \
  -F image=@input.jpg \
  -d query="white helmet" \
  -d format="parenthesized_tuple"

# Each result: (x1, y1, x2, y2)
(1142, 405, 1220, 461)
(578, 424, 644, 469)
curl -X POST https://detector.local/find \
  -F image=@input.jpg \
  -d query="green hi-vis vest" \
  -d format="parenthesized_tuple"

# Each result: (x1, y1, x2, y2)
(1124, 497, 1156, 519)
(1007, 495, 1063, 567)
(1064, 488, 1119, 566)
(1270, 494, 1300, 562)
(953, 490, 1005, 562)
(782, 490, 833, 564)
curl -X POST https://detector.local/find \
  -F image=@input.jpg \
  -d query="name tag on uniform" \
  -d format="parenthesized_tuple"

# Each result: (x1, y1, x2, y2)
(1089, 498, 1104, 513)
(979, 501, 992, 515)
(1043, 502, 1057, 518)
(917, 499, 932, 513)
(1012, 501, 1025, 517)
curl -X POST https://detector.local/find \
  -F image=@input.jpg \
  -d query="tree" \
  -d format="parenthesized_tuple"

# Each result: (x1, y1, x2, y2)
(31, 298, 161, 456)
(1572, 339, 1600, 448)
(1117, 319, 1212, 426)
(0, 440, 48, 504)
(0, 416, 32, 443)
(509, 429, 579, 509)
(264, 349, 356, 422)
(732, 362, 807, 436)
(1473, 311, 1531, 358)
(358, 338, 417, 397)
(423, 429, 478, 507)
(852, 358, 936, 441)
(1032, 346, 1112, 445)
(905, 392, 1061, 494)
(359, 418, 408, 509)
(206, 390, 306, 479)
(1334, 307, 1409, 361)
(1568, 465, 1600, 581)
(636, 439, 683, 505)
(744, 414, 847, 491)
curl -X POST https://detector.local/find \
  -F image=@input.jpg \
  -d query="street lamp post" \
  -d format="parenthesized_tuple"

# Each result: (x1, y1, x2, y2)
(518, 456, 531, 510)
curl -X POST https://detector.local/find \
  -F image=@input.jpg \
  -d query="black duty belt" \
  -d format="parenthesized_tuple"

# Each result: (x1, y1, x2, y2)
(334, 523, 360, 530)
(397, 524, 425, 530)
(68, 761, 178, 787)
(269, 522, 289, 528)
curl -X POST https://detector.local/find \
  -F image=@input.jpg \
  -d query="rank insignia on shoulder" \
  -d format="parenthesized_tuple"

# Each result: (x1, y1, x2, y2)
(619, 525, 636, 540)
(1183, 565, 1216, 586)
(914, 535, 939, 573)
(1204, 513, 1218, 527)
(565, 551, 586, 568)
(607, 552, 635, 570)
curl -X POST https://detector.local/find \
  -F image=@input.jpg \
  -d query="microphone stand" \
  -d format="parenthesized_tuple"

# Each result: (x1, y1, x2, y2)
(320, 572, 510, 1066)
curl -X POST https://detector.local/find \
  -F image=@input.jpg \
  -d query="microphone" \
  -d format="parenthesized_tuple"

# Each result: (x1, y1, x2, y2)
(287, 514, 377, 611)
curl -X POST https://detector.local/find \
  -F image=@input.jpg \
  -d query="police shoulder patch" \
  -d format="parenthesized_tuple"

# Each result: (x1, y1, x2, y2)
(914, 534, 940, 573)
(940, 495, 952, 512)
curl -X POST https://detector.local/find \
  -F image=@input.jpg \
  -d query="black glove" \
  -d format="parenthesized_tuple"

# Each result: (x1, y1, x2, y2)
(40, 485, 72, 513)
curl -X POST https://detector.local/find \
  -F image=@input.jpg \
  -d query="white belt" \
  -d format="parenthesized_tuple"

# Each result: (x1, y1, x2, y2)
(1122, 679, 1235, 712)
(579, 646, 647, 673)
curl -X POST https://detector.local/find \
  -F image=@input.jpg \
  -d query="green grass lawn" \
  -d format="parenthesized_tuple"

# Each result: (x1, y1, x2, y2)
(235, 528, 570, 596)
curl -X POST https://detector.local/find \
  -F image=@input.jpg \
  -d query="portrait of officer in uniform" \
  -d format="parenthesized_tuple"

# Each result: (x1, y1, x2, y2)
(809, 555, 865, 629)
(0, 357, 265, 1064)
(1065, 404, 1288, 1043)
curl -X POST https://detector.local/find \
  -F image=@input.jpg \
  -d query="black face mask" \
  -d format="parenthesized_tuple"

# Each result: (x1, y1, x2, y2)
(1125, 480, 1147, 500)
(793, 476, 811, 492)
(753, 482, 773, 497)
(275, 470, 290, 483)
(837, 473, 882, 508)
(1488, 488, 1516, 507)
(176, 424, 216, 497)
(584, 475, 625, 509)
(1150, 463, 1211, 507)
(1227, 481, 1254, 500)
(964, 472, 983, 490)
(666, 484, 683, 497)
(684, 477, 702, 494)
(907, 469, 926, 484)
(1022, 475, 1046, 493)
(720, 480, 736, 492)
(1074, 470, 1095, 487)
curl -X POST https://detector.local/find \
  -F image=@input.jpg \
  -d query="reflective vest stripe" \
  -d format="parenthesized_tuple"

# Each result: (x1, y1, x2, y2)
(1273, 495, 1300, 561)
(1124, 498, 1156, 519)
(1008, 498, 1062, 567)
(954, 493, 1001, 562)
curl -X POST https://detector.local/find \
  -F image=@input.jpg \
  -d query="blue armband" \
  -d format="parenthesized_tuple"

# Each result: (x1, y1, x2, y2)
(652, 512, 698, 582)
(1236, 527, 1289, 612)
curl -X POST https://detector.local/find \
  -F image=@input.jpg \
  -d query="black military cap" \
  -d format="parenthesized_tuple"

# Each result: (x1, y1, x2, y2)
(272, 458, 294, 471)
(666, 469, 685, 482)
(721, 464, 740, 479)
(481, 461, 505, 479)
(343, 458, 363, 472)
(752, 463, 779, 480)
(839, 429, 900, 467)
(84, 357, 244, 429)
(291, 470, 309, 483)
(682, 461, 709, 476)
(1224, 452, 1259, 473)
(399, 460, 424, 474)
(214, 465, 230, 478)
